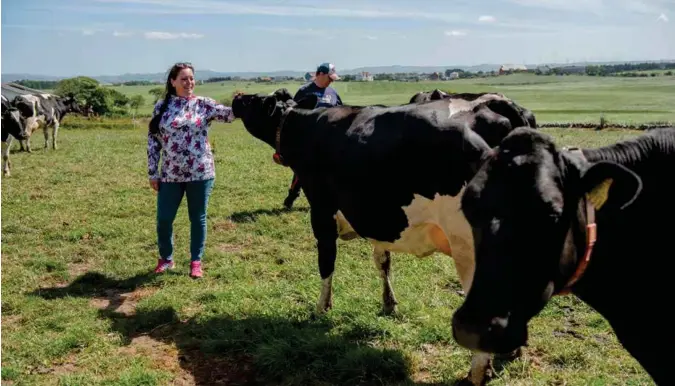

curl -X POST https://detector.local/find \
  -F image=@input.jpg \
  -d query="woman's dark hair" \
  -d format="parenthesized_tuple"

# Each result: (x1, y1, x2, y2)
(148, 62, 194, 134)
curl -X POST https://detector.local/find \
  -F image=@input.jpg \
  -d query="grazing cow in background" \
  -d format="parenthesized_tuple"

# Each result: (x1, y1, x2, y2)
(12, 93, 81, 152)
(452, 127, 675, 385)
(2, 95, 29, 176)
(410, 89, 537, 130)
(232, 88, 529, 385)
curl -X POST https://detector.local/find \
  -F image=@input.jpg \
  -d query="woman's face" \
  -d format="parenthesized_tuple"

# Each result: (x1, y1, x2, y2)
(171, 67, 195, 97)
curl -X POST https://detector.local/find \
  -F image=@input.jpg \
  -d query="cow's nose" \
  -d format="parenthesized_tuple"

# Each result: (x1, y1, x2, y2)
(452, 311, 481, 351)
(489, 316, 509, 335)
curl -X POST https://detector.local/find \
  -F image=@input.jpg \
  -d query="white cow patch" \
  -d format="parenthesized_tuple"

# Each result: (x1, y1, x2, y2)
(448, 99, 479, 118)
(447, 94, 505, 119)
(334, 188, 476, 290)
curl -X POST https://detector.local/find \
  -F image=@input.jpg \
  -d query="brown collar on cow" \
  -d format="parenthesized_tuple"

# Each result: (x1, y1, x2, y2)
(556, 147, 598, 296)
(273, 106, 293, 167)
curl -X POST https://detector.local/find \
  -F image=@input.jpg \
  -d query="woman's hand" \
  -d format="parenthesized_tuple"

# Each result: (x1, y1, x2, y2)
(149, 179, 160, 192)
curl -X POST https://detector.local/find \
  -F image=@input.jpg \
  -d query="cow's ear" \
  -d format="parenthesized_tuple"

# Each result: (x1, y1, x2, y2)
(274, 88, 293, 102)
(263, 96, 278, 116)
(580, 161, 642, 211)
(430, 89, 446, 100)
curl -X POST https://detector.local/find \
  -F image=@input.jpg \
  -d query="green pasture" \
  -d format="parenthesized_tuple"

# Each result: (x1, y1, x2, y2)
(1, 115, 655, 384)
(113, 73, 675, 124)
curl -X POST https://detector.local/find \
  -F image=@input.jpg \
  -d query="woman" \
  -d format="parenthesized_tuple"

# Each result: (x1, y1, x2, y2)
(147, 62, 235, 278)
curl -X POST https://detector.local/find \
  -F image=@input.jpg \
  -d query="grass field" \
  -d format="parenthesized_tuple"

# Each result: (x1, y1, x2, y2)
(1, 112, 657, 385)
(113, 73, 675, 124)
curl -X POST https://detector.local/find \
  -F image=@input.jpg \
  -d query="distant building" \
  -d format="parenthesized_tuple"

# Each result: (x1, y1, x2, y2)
(356, 71, 374, 81)
(449, 71, 460, 80)
(536, 65, 551, 74)
(499, 64, 528, 75)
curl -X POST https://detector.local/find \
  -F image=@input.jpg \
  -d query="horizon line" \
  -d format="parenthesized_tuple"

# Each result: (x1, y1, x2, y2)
(3, 58, 675, 79)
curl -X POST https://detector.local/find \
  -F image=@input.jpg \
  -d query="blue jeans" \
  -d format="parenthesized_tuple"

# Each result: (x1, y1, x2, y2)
(156, 178, 214, 262)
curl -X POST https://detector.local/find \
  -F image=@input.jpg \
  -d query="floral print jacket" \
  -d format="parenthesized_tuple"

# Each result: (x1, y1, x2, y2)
(147, 95, 234, 182)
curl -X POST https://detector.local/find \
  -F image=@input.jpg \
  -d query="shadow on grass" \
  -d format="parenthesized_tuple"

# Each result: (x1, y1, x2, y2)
(229, 206, 310, 223)
(31, 272, 472, 386)
(28, 271, 160, 300)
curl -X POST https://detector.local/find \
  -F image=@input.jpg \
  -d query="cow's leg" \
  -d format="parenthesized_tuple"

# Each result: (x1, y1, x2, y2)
(51, 119, 60, 150)
(2, 137, 12, 176)
(311, 205, 338, 314)
(465, 352, 492, 386)
(373, 247, 398, 315)
(21, 137, 32, 153)
(43, 123, 50, 150)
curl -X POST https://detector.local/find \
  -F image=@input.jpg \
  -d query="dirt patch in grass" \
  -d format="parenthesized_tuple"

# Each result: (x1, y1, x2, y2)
(216, 243, 243, 253)
(119, 335, 194, 384)
(90, 287, 158, 316)
(177, 347, 255, 386)
(212, 220, 237, 232)
(116, 330, 256, 386)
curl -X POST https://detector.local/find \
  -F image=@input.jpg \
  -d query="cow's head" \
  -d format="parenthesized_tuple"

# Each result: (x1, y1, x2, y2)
(61, 95, 83, 114)
(232, 88, 312, 149)
(452, 127, 641, 354)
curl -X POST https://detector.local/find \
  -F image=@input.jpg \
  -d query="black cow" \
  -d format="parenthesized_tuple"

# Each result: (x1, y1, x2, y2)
(232, 89, 528, 385)
(409, 89, 537, 130)
(12, 93, 81, 151)
(452, 127, 675, 385)
(2, 95, 29, 176)
(283, 89, 538, 209)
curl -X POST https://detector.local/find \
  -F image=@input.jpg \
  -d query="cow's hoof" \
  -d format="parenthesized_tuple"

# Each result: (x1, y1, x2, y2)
(459, 368, 491, 386)
(456, 375, 486, 386)
(316, 300, 333, 314)
(381, 302, 399, 316)
(315, 304, 332, 315)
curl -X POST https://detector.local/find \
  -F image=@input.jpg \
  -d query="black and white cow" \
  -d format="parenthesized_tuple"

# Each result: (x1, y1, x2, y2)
(452, 127, 675, 385)
(231, 88, 533, 385)
(409, 89, 537, 130)
(2, 95, 29, 176)
(12, 93, 81, 152)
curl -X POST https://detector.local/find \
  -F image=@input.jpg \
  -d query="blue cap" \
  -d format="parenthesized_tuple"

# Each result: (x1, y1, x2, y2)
(316, 62, 340, 80)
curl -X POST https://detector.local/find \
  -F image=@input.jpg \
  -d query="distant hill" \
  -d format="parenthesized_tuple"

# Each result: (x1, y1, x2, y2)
(3, 60, 674, 83)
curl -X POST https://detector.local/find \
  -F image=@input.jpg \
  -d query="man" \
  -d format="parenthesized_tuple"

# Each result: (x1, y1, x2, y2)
(283, 62, 343, 209)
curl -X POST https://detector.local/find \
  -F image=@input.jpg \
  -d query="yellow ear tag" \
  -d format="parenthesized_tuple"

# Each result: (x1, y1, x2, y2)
(586, 178, 613, 210)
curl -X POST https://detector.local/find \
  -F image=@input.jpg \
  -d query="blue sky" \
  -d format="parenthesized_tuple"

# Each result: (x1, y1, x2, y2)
(1, 0, 673, 76)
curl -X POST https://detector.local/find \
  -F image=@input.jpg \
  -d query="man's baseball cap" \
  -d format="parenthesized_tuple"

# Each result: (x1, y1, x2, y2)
(317, 62, 340, 80)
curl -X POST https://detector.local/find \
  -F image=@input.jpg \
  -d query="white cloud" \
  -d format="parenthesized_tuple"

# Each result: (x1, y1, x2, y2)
(445, 30, 467, 36)
(113, 30, 134, 37)
(87, 0, 467, 22)
(144, 31, 205, 39)
(657, 12, 669, 21)
(365, 35, 378, 40)
(252, 27, 326, 35)
(82, 29, 96, 35)
(506, 0, 604, 13)
(478, 15, 496, 22)
(622, 0, 663, 14)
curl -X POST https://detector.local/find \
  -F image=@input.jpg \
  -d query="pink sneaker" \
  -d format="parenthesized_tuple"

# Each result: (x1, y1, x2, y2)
(154, 258, 175, 273)
(190, 261, 203, 278)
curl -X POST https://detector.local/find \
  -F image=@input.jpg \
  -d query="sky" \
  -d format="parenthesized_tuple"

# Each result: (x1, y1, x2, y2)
(1, 0, 674, 77)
